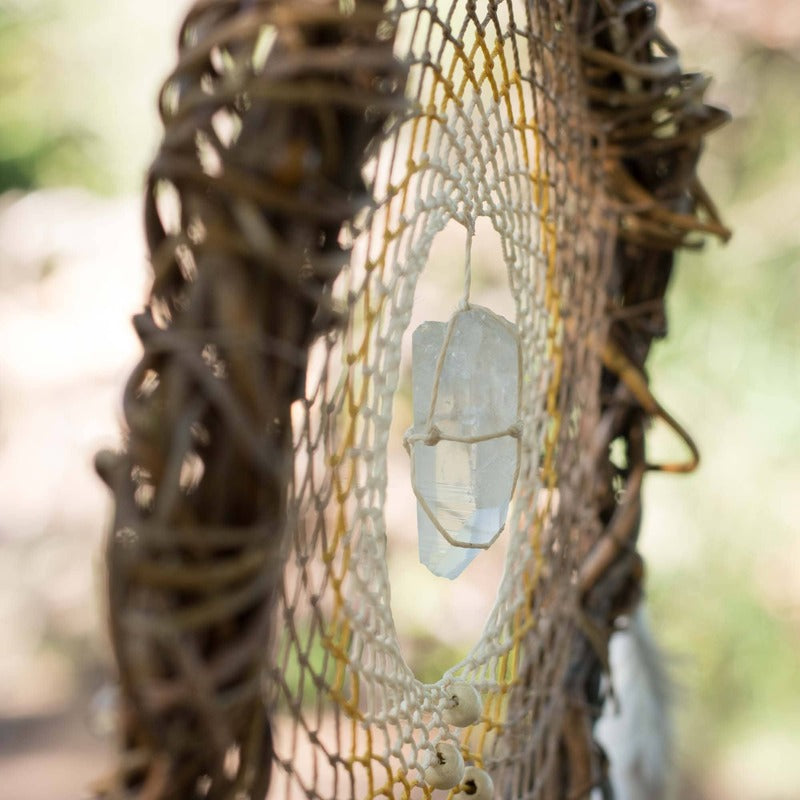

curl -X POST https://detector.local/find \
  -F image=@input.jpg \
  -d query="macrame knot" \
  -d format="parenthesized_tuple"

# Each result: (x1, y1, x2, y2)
(423, 425, 441, 446)
(507, 420, 523, 439)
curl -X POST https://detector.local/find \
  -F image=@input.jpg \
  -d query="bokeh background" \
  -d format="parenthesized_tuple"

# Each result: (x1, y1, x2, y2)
(0, 1, 797, 798)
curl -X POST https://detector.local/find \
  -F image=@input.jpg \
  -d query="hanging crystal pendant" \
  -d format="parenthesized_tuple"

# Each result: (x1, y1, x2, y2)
(408, 306, 520, 579)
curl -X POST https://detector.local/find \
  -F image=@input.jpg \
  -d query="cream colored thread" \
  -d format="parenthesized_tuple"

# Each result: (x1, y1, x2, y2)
(270, 0, 607, 797)
(460, 222, 474, 310)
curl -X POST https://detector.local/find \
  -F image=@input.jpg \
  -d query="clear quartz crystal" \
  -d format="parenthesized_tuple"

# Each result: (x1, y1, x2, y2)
(411, 306, 519, 579)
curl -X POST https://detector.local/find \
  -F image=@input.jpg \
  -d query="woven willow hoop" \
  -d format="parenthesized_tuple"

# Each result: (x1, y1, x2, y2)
(94, 2, 728, 799)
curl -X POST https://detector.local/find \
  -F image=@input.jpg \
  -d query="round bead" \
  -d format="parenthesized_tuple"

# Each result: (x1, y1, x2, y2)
(423, 741, 465, 790)
(454, 766, 494, 800)
(441, 682, 482, 727)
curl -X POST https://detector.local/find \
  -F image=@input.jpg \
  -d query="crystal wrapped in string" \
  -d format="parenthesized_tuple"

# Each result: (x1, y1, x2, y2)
(409, 306, 520, 578)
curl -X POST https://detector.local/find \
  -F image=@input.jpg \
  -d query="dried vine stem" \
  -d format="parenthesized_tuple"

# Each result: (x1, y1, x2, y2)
(557, 1, 731, 795)
(94, 3, 404, 798)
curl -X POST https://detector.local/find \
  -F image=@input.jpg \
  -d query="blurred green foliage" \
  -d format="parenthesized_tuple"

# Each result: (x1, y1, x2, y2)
(0, 2, 92, 191)
(643, 20, 800, 796)
(0, 0, 186, 194)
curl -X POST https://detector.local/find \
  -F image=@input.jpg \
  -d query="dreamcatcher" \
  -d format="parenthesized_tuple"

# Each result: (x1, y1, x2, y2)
(94, 2, 729, 799)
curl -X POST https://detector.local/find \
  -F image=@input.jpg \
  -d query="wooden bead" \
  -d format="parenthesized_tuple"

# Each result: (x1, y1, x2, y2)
(454, 766, 494, 800)
(441, 683, 482, 727)
(424, 742, 465, 789)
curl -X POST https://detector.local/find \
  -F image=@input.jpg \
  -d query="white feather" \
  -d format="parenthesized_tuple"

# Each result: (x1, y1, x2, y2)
(594, 605, 674, 800)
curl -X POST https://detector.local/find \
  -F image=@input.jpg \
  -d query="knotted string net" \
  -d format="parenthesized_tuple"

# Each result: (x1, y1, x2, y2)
(94, 1, 729, 799)
(271, 2, 610, 797)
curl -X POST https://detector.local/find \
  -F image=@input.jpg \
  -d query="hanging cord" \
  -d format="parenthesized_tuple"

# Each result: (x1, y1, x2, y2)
(458, 221, 475, 311)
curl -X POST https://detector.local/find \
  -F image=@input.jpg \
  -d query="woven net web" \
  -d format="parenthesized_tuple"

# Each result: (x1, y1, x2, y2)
(271, 2, 608, 798)
(93, 1, 730, 799)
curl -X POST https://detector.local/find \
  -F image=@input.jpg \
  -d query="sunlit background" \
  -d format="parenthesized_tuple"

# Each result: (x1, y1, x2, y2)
(0, 1, 797, 798)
